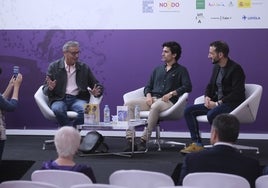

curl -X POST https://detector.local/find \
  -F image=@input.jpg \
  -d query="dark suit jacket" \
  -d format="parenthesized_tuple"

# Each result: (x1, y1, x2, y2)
(179, 144, 261, 188)
(205, 59, 245, 109)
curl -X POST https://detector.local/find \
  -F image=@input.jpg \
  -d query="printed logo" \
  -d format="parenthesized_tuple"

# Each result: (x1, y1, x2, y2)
(242, 15, 261, 20)
(238, 0, 251, 8)
(158, 0, 181, 12)
(196, 13, 205, 23)
(196, 0, 205, 9)
(143, 0, 154, 13)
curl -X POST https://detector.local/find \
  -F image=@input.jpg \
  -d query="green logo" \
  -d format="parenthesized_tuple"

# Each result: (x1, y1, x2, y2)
(196, 0, 205, 9)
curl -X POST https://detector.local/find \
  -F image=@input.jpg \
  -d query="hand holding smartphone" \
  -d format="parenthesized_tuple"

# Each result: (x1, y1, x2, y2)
(13, 66, 19, 78)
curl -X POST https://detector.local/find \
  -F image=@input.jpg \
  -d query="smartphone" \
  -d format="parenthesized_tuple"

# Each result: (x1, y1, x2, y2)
(13, 66, 19, 78)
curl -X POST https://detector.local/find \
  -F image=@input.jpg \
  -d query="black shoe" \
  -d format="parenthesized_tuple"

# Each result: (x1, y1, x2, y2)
(123, 140, 137, 152)
(137, 140, 147, 151)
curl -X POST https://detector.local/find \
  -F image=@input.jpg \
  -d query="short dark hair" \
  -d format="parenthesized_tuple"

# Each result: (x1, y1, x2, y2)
(162, 41, 182, 61)
(212, 114, 240, 143)
(210, 41, 229, 57)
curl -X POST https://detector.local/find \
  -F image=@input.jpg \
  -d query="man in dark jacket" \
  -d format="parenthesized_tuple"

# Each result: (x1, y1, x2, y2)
(43, 41, 103, 127)
(181, 40, 245, 153)
(178, 114, 261, 188)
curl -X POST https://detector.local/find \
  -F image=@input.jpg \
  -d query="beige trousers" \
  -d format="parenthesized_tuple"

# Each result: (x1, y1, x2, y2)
(125, 97, 173, 142)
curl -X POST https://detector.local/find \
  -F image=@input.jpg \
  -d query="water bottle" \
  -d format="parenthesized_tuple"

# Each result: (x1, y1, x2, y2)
(103, 105, 110, 123)
(134, 104, 140, 120)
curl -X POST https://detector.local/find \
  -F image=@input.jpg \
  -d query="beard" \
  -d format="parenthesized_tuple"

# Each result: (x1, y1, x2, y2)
(212, 60, 219, 64)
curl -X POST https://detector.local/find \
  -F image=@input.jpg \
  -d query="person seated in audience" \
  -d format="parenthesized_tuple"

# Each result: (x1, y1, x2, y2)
(177, 114, 261, 188)
(263, 166, 268, 175)
(41, 126, 97, 183)
(0, 67, 23, 161)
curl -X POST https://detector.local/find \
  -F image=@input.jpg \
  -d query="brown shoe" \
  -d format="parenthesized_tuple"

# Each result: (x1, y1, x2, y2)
(180, 143, 204, 154)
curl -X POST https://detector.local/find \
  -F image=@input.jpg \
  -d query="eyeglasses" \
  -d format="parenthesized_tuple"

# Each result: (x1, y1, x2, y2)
(68, 51, 80, 56)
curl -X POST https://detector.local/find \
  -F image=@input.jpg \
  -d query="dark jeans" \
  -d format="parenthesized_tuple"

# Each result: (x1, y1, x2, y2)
(184, 103, 233, 144)
(0, 140, 5, 161)
(51, 95, 87, 126)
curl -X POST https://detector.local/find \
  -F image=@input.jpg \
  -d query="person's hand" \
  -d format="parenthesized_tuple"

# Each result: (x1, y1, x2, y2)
(204, 96, 217, 109)
(162, 93, 171, 102)
(13, 73, 23, 86)
(11, 73, 23, 89)
(89, 84, 102, 97)
(204, 96, 211, 108)
(46, 76, 56, 91)
(146, 95, 153, 106)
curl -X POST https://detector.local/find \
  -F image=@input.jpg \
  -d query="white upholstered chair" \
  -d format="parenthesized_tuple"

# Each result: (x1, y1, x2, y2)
(159, 186, 200, 188)
(123, 87, 189, 151)
(34, 85, 103, 149)
(109, 169, 174, 188)
(71, 184, 127, 188)
(255, 175, 268, 188)
(194, 84, 262, 153)
(0, 180, 60, 188)
(182, 172, 250, 188)
(31, 170, 93, 188)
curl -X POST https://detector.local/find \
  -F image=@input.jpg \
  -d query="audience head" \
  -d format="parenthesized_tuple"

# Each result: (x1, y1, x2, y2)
(162, 41, 182, 61)
(209, 41, 229, 57)
(54, 126, 81, 158)
(210, 114, 240, 145)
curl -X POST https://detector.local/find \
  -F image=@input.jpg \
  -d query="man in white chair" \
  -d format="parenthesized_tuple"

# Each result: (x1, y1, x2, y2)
(124, 41, 192, 151)
(181, 41, 246, 153)
(178, 114, 261, 188)
(43, 41, 103, 127)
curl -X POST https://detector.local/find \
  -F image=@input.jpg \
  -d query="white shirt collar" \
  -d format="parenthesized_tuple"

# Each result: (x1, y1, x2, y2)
(214, 142, 235, 148)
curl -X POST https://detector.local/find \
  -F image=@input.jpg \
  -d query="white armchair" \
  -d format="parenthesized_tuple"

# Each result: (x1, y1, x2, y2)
(182, 172, 250, 188)
(109, 169, 174, 188)
(31, 170, 93, 188)
(123, 87, 189, 151)
(34, 85, 103, 149)
(255, 175, 268, 188)
(194, 84, 263, 153)
(0, 180, 60, 188)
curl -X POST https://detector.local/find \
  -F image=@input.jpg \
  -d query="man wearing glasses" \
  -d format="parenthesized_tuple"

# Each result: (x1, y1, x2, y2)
(43, 41, 103, 127)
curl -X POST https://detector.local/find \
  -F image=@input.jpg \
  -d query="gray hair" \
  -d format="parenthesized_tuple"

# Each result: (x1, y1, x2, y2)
(62, 41, 80, 52)
(54, 126, 81, 157)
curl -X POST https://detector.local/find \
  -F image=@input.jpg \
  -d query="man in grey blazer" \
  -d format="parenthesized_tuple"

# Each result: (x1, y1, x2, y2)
(178, 114, 261, 188)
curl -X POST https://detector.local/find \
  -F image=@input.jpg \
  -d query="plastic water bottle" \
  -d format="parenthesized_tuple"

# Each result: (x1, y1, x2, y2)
(134, 104, 140, 120)
(103, 105, 110, 123)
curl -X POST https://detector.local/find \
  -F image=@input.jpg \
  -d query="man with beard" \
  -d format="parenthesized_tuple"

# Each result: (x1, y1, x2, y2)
(181, 41, 245, 154)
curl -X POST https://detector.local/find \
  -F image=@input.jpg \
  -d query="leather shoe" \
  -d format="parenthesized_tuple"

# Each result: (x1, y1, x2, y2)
(123, 140, 137, 152)
(137, 140, 147, 151)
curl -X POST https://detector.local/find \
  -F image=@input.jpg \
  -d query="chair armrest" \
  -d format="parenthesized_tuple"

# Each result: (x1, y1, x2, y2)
(194, 95, 204, 105)
(123, 87, 145, 103)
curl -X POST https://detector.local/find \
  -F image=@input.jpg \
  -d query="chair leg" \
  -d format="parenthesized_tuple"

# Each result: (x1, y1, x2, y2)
(42, 140, 54, 150)
(148, 124, 186, 151)
(155, 125, 161, 151)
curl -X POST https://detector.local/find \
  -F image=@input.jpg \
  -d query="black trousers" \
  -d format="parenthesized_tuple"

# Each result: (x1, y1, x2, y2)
(0, 140, 5, 161)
